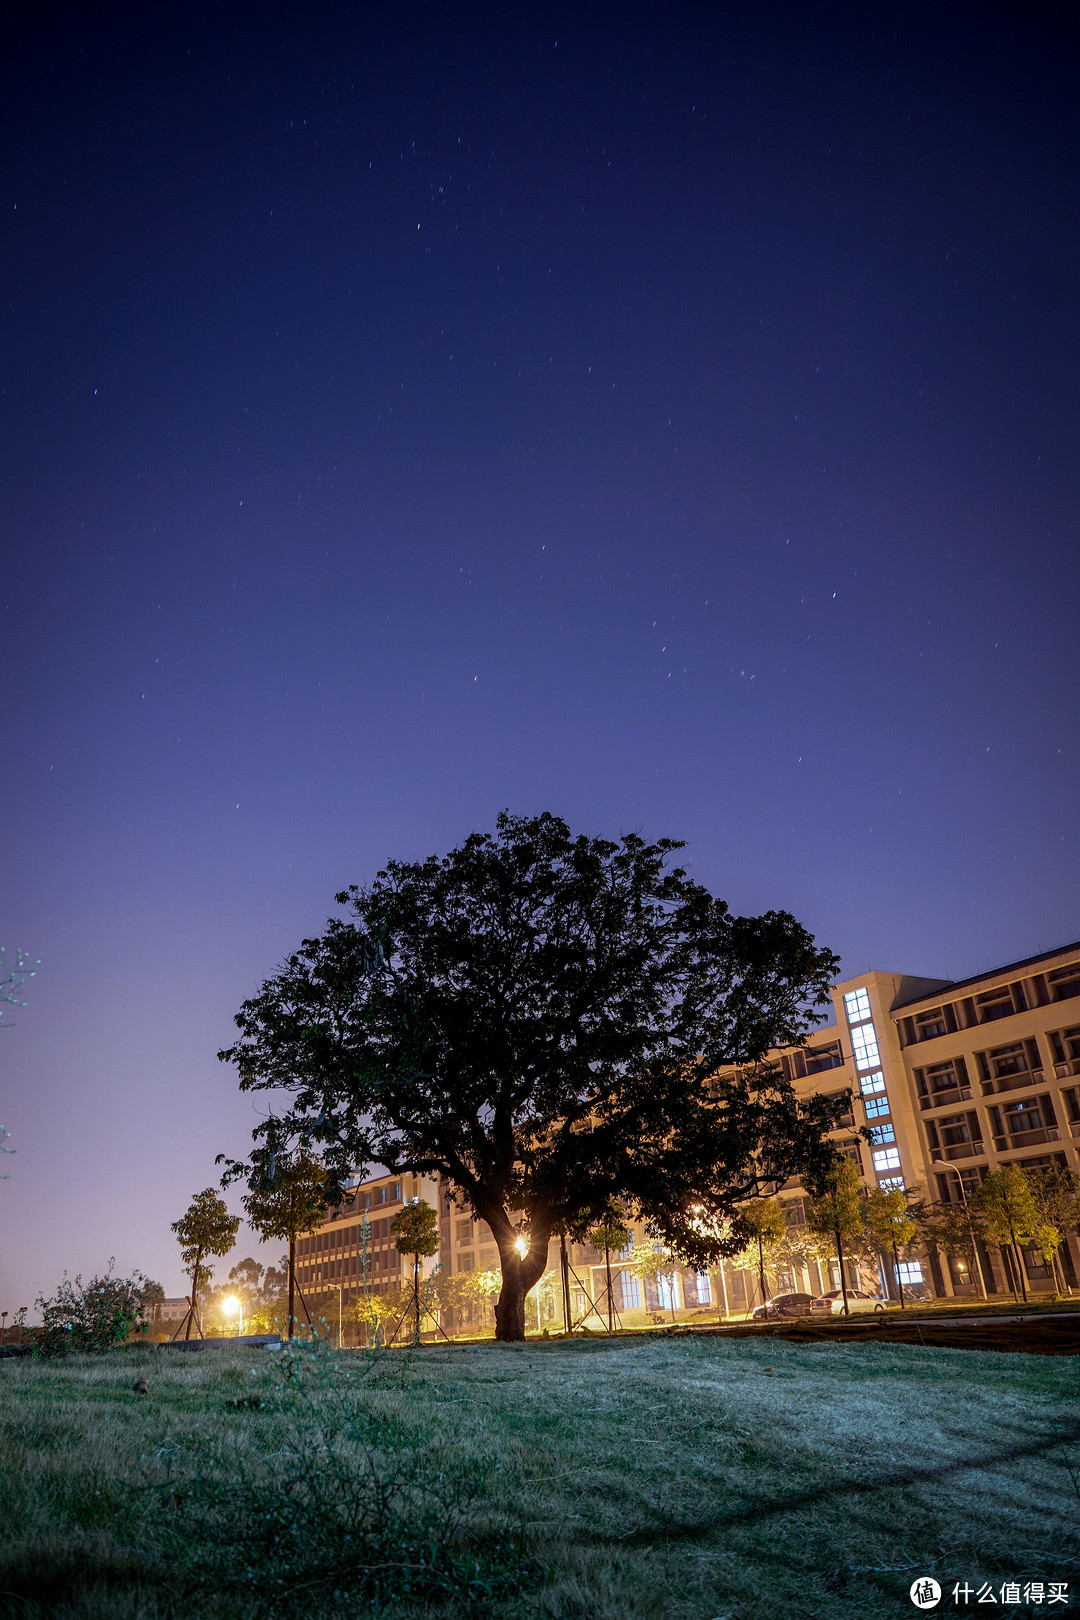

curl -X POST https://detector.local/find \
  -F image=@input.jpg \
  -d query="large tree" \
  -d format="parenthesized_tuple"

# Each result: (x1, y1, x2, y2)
(218, 812, 841, 1341)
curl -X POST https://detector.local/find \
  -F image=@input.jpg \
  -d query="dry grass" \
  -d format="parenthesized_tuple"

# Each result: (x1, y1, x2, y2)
(1, 1333, 1078, 1619)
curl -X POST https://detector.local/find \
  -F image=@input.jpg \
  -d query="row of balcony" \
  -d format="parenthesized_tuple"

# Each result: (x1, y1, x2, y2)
(937, 1125, 1062, 1161)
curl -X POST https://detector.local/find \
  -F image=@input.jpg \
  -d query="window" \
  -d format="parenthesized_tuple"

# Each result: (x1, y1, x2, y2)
(804, 1040, 844, 1074)
(878, 1176, 905, 1192)
(864, 1095, 891, 1119)
(455, 1219, 473, 1245)
(990, 1043, 1029, 1078)
(655, 1273, 679, 1311)
(921, 1058, 969, 1095)
(1049, 964, 1080, 1002)
(781, 1198, 807, 1227)
(851, 1024, 881, 1070)
(933, 1112, 983, 1149)
(694, 1271, 713, 1305)
(617, 1231, 636, 1259)
(1002, 1097, 1053, 1135)
(895, 1261, 924, 1285)
(844, 988, 872, 1025)
(873, 1147, 901, 1171)
(824, 1091, 855, 1128)
(915, 1009, 947, 1041)
(860, 1071, 886, 1096)
(1057, 1026, 1080, 1063)
(869, 1123, 896, 1144)
(456, 1253, 474, 1272)
(620, 1272, 642, 1310)
(977, 987, 1015, 1022)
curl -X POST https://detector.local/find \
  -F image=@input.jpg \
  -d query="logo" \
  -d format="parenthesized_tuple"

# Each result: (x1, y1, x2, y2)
(910, 1578, 941, 1609)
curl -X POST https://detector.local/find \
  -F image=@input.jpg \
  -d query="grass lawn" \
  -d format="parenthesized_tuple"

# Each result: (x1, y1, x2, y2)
(2, 1333, 1078, 1620)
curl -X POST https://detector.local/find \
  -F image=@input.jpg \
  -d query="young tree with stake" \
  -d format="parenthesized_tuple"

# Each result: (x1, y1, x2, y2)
(391, 1198, 440, 1343)
(1023, 1164, 1080, 1294)
(587, 1207, 631, 1332)
(863, 1185, 916, 1307)
(170, 1189, 240, 1340)
(218, 813, 841, 1343)
(736, 1199, 787, 1312)
(973, 1166, 1042, 1302)
(807, 1159, 864, 1315)
(218, 1146, 330, 1340)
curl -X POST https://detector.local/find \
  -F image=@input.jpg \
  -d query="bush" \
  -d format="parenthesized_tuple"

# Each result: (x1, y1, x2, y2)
(35, 1262, 162, 1357)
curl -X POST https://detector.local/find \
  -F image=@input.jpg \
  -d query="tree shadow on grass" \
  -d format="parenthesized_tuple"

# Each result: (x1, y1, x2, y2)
(608, 1423, 1080, 1547)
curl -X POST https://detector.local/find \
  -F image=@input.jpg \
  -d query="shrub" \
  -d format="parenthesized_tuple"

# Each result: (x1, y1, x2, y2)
(35, 1262, 162, 1357)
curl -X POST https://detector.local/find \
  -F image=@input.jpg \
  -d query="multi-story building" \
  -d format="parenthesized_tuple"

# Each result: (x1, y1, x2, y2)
(772, 941, 1080, 1301)
(295, 1170, 440, 1339)
(302, 939, 1080, 1334)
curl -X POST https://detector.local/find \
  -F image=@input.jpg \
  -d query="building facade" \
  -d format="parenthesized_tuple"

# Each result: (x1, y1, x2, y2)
(302, 939, 1080, 1333)
(774, 941, 1080, 1299)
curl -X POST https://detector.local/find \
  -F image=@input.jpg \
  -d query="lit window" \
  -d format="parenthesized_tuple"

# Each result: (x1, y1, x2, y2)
(869, 1123, 896, 1145)
(694, 1271, 713, 1305)
(873, 1147, 902, 1171)
(860, 1071, 886, 1096)
(844, 988, 872, 1025)
(656, 1273, 679, 1311)
(864, 1095, 891, 1119)
(619, 1272, 642, 1310)
(851, 1024, 881, 1070)
(895, 1261, 924, 1285)
(878, 1176, 905, 1192)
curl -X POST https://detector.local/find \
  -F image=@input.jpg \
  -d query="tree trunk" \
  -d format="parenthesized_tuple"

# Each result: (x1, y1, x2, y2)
(414, 1253, 421, 1343)
(757, 1236, 769, 1304)
(560, 1233, 572, 1332)
(185, 1249, 202, 1340)
(892, 1241, 905, 1308)
(604, 1246, 614, 1334)
(287, 1235, 296, 1340)
(970, 1228, 988, 1299)
(494, 1265, 527, 1341)
(1010, 1231, 1028, 1301)
(494, 1245, 547, 1342)
(716, 1259, 730, 1320)
(836, 1229, 849, 1315)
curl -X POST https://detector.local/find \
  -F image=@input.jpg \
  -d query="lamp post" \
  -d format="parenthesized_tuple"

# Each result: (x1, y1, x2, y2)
(931, 1161, 988, 1300)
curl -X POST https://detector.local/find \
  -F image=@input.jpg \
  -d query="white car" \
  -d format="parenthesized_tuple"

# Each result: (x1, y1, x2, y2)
(815, 1288, 891, 1314)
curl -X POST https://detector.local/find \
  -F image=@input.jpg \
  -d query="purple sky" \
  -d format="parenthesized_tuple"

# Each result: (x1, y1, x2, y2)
(3, 3, 1078, 1310)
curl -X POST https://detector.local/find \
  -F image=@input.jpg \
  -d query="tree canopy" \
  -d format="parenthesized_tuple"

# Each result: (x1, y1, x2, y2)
(219, 811, 841, 1340)
(170, 1188, 240, 1339)
(218, 1146, 331, 1339)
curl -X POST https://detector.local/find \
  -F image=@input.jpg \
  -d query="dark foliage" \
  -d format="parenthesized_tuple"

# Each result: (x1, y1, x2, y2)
(219, 812, 841, 1339)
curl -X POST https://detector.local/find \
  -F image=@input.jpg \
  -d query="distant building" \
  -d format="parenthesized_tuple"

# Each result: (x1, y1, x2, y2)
(765, 942, 1080, 1300)
(303, 939, 1080, 1334)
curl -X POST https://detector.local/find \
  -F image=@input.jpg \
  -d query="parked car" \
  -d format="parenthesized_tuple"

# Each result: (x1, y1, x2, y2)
(814, 1288, 891, 1314)
(751, 1292, 827, 1320)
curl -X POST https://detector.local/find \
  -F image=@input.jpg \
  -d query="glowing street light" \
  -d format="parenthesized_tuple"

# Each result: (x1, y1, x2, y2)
(223, 1295, 243, 1340)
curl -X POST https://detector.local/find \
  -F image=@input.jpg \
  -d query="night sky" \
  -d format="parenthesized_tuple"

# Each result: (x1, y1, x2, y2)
(3, 3, 1078, 1309)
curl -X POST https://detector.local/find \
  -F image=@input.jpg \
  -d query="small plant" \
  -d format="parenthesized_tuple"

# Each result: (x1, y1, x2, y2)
(35, 1262, 162, 1357)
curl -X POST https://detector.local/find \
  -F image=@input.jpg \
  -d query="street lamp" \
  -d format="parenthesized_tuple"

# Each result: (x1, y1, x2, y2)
(931, 1161, 988, 1300)
(223, 1295, 243, 1340)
